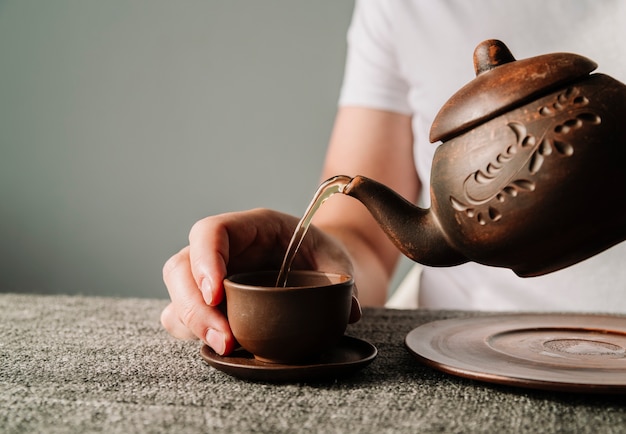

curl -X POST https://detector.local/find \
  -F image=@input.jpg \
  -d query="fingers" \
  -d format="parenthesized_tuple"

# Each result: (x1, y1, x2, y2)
(187, 209, 297, 305)
(188, 217, 229, 306)
(160, 302, 197, 340)
(162, 246, 236, 355)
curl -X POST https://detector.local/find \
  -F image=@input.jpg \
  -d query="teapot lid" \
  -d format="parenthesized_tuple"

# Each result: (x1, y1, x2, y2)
(429, 39, 597, 142)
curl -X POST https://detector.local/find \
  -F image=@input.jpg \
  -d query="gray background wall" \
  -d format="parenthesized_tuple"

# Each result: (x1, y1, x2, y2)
(0, 1, 413, 299)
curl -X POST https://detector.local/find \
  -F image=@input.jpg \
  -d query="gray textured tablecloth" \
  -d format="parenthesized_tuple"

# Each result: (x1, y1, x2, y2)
(1, 293, 625, 433)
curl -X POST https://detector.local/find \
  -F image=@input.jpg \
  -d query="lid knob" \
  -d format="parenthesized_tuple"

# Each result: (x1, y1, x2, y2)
(473, 39, 516, 75)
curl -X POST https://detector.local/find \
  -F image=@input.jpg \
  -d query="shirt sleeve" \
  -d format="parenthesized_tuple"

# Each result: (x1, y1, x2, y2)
(338, 0, 412, 115)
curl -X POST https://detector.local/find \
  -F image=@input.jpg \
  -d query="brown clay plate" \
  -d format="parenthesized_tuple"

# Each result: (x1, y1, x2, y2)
(405, 313, 626, 393)
(201, 335, 377, 382)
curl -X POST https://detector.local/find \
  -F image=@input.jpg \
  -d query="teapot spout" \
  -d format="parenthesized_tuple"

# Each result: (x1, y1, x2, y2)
(342, 176, 467, 267)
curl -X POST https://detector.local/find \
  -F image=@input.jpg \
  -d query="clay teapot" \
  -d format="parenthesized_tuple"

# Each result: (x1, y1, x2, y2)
(341, 39, 626, 277)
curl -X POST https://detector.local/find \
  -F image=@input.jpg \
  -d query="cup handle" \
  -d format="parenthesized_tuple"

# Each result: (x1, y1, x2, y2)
(349, 291, 362, 324)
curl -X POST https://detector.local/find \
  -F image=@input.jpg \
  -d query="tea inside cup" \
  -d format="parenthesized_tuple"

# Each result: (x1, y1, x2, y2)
(223, 270, 354, 364)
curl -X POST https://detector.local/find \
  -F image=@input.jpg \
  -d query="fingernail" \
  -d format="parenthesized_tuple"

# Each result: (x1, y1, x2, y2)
(201, 277, 213, 305)
(206, 329, 226, 355)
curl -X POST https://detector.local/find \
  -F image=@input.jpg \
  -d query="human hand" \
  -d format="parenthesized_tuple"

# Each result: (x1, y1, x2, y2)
(161, 208, 361, 355)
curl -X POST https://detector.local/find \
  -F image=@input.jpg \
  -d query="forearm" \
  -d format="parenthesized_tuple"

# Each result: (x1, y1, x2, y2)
(314, 106, 418, 306)
(318, 222, 397, 306)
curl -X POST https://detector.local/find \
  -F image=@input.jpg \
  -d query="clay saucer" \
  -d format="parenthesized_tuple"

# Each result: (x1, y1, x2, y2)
(405, 313, 626, 394)
(201, 335, 377, 382)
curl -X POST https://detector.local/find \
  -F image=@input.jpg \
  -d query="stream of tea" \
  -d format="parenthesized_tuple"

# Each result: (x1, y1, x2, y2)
(275, 175, 352, 287)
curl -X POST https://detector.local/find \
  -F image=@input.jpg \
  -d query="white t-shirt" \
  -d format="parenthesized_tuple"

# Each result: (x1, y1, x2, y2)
(339, 0, 626, 312)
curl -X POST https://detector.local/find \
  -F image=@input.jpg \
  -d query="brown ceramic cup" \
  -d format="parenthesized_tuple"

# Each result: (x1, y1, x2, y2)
(223, 270, 354, 364)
